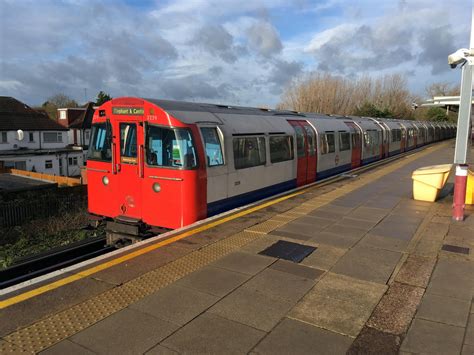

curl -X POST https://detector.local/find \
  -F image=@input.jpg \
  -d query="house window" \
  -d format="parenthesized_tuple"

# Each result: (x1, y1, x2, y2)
(45, 160, 53, 169)
(43, 132, 63, 143)
(0, 132, 7, 143)
(59, 110, 66, 119)
(68, 157, 78, 166)
(29, 132, 34, 142)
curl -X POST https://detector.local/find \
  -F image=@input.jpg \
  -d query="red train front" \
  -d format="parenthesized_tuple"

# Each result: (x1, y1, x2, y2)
(87, 98, 207, 236)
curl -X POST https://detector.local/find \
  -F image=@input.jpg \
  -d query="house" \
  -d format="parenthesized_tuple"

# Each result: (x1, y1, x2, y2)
(0, 96, 84, 176)
(57, 102, 94, 148)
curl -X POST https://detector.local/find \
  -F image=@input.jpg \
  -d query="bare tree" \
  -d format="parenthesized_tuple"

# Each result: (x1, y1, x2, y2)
(278, 72, 415, 118)
(425, 82, 460, 98)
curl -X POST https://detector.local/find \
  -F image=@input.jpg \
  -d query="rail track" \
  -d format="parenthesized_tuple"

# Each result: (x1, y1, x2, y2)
(0, 236, 113, 289)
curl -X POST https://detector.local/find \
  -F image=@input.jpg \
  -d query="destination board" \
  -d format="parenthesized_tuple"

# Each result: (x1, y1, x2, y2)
(112, 107, 144, 115)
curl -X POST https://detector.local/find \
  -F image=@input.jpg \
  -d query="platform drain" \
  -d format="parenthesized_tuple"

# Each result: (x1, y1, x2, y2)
(259, 240, 316, 263)
(441, 244, 470, 255)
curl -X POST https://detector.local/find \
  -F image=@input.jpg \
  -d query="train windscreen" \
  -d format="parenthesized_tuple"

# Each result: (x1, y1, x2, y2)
(88, 122, 112, 162)
(146, 125, 197, 169)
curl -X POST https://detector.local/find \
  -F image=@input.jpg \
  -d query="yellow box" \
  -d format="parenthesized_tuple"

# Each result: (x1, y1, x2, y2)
(412, 164, 452, 202)
(466, 169, 474, 205)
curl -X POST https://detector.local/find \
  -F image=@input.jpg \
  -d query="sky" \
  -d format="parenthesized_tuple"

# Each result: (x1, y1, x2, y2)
(0, 0, 470, 107)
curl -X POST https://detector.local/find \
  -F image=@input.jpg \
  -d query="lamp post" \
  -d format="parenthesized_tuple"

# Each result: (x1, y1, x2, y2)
(450, 6, 474, 221)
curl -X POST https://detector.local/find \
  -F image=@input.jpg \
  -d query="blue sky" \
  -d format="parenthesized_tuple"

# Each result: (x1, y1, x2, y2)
(0, 0, 470, 107)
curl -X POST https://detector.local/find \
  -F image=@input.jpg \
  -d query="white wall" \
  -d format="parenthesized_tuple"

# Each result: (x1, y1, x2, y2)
(0, 130, 68, 151)
(1, 150, 84, 177)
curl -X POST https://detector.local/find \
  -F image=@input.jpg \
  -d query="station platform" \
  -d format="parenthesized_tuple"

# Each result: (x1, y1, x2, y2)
(1, 140, 473, 354)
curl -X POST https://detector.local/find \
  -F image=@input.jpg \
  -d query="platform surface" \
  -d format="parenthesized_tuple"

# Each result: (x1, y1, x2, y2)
(1, 141, 473, 354)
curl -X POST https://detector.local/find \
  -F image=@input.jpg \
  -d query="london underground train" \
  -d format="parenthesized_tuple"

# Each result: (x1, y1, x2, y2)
(86, 97, 455, 243)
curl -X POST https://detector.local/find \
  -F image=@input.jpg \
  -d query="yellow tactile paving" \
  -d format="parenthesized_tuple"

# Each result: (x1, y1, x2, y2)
(0, 142, 449, 353)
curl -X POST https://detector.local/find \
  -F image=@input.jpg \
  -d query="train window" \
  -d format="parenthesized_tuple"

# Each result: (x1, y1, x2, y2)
(88, 122, 112, 162)
(233, 136, 266, 169)
(391, 129, 401, 142)
(294, 126, 305, 158)
(321, 132, 335, 154)
(326, 132, 335, 153)
(120, 123, 137, 164)
(304, 126, 316, 156)
(339, 132, 351, 151)
(146, 125, 197, 169)
(270, 135, 294, 163)
(201, 127, 224, 167)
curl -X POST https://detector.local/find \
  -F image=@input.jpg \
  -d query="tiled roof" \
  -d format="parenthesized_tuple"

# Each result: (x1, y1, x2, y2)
(68, 102, 94, 129)
(0, 97, 68, 131)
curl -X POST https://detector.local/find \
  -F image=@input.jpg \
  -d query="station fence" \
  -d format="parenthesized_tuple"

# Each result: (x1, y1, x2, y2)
(0, 192, 86, 228)
(6, 169, 82, 186)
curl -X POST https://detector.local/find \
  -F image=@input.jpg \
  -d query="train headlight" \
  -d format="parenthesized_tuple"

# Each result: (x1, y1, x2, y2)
(152, 182, 161, 193)
(102, 176, 109, 185)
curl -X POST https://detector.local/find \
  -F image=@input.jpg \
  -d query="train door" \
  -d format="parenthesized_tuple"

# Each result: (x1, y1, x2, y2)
(113, 120, 143, 219)
(344, 122, 362, 168)
(288, 120, 317, 186)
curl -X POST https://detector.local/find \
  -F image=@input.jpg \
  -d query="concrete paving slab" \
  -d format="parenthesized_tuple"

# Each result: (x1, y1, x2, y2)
(91, 245, 191, 285)
(416, 293, 471, 327)
(335, 217, 379, 231)
(269, 259, 325, 280)
(427, 259, 474, 300)
(0, 275, 114, 337)
(243, 268, 316, 302)
(323, 224, 368, 239)
(70, 308, 178, 355)
(208, 287, 293, 332)
(364, 196, 400, 209)
(314, 204, 354, 215)
(359, 233, 409, 253)
(289, 273, 386, 337)
(331, 245, 402, 284)
(346, 206, 389, 223)
(173, 266, 250, 297)
(292, 215, 334, 228)
(129, 284, 219, 326)
(401, 318, 465, 355)
(40, 339, 95, 355)
(414, 239, 442, 257)
(305, 209, 341, 221)
(161, 312, 265, 354)
(370, 220, 420, 241)
(254, 318, 352, 355)
(145, 344, 178, 354)
(462, 316, 473, 345)
(300, 244, 347, 270)
(395, 255, 436, 288)
(347, 326, 401, 355)
(211, 251, 275, 275)
(308, 231, 361, 249)
(462, 344, 474, 355)
(272, 220, 329, 239)
(331, 197, 363, 208)
(367, 282, 424, 335)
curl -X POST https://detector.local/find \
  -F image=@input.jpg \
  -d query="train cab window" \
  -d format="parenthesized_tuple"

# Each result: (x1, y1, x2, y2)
(233, 136, 266, 169)
(88, 122, 112, 162)
(201, 127, 224, 167)
(339, 131, 351, 151)
(294, 126, 305, 158)
(146, 125, 197, 169)
(120, 123, 137, 163)
(270, 135, 294, 163)
(304, 126, 316, 156)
